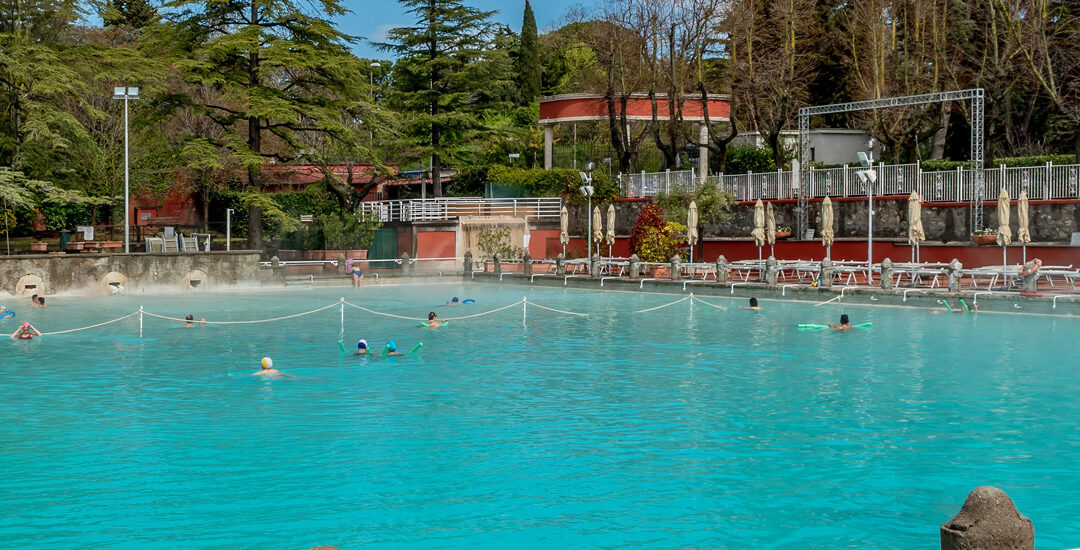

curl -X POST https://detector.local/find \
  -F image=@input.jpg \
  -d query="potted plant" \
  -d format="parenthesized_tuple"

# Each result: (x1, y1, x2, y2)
(971, 228, 997, 245)
(775, 226, 792, 239)
(30, 241, 48, 252)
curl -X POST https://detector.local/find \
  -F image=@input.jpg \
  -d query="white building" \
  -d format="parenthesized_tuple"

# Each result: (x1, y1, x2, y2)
(732, 128, 871, 166)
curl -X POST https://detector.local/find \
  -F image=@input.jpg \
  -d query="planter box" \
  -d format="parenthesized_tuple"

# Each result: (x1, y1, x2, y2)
(30, 241, 48, 252)
(278, 249, 368, 261)
(66, 242, 84, 252)
(971, 234, 997, 245)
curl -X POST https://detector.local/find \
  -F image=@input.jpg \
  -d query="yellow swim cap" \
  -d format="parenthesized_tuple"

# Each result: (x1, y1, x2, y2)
(261, 357, 273, 369)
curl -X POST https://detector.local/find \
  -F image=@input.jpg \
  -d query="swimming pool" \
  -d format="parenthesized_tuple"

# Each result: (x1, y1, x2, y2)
(2, 283, 1078, 549)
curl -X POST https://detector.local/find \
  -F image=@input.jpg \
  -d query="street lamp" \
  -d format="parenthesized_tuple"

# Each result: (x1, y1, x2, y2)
(856, 146, 878, 284)
(226, 208, 234, 251)
(579, 161, 596, 265)
(112, 86, 139, 253)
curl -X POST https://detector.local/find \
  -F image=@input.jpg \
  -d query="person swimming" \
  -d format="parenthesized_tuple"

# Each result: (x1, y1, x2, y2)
(828, 314, 853, 331)
(10, 322, 42, 340)
(384, 340, 404, 356)
(426, 312, 441, 327)
(739, 297, 762, 310)
(357, 339, 369, 355)
(184, 314, 195, 328)
(252, 357, 282, 376)
(447, 297, 460, 306)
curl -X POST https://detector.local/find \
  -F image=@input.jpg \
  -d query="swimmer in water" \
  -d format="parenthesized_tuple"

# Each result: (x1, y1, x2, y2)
(384, 340, 404, 356)
(425, 311, 441, 327)
(739, 297, 762, 310)
(447, 297, 460, 306)
(30, 294, 41, 308)
(10, 322, 42, 340)
(199, 318, 207, 326)
(36, 296, 46, 308)
(253, 358, 282, 376)
(828, 314, 853, 331)
(184, 314, 194, 328)
(356, 339, 369, 355)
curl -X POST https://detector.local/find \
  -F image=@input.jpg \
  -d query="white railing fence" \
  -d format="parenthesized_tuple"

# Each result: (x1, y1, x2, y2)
(359, 197, 564, 223)
(620, 162, 1080, 203)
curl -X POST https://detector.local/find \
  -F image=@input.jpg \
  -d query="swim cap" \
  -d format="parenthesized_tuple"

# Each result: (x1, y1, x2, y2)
(386, 340, 397, 352)
(357, 339, 368, 350)
(451, 297, 459, 302)
(261, 357, 273, 369)
(21, 322, 29, 328)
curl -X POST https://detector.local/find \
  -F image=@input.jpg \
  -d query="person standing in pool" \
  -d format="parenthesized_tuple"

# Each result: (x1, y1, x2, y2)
(356, 339, 369, 355)
(829, 314, 853, 331)
(183, 314, 195, 328)
(739, 297, 762, 310)
(11, 322, 42, 339)
(253, 359, 282, 377)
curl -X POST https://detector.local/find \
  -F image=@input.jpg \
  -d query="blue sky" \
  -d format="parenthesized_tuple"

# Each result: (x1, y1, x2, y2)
(336, 0, 589, 59)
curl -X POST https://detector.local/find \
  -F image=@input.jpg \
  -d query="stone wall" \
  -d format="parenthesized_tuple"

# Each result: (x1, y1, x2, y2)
(568, 198, 1080, 243)
(0, 251, 264, 296)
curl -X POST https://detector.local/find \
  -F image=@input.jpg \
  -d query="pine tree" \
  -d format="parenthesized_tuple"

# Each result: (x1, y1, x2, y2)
(102, 0, 158, 29)
(516, 0, 540, 105)
(160, 0, 377, 248)
(381, 0, 503, 197)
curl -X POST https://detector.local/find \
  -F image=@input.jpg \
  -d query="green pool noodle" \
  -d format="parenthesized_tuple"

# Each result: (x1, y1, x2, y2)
(959, 299, 970, 313)
(854, 322, 873, 328)
(383, 344, 392, 356)
(942, 299, 953, 312)
(338, 340, 346, 353)
(797, 323, 829, 330)
(408, 342, 424, 354)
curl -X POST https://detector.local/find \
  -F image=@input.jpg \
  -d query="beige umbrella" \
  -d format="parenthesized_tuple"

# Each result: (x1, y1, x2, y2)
(605, 203, 616, 258)
(559, 205, 569, 256)
(821, 196, 835, 258)
(907, 191, 925, 263)
(687, 200, 699, 263)
(1017, 190, 1031, 263)
(592, 205, 603, 256)
(996, 187, 1011, 288)
(765, 201, 777, 257)
(751, 199, 766, 263)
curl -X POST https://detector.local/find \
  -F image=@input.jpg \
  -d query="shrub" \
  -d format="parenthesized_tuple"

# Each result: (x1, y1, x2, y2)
(637, 221, 688, 262)
(726, 145, 775, 174)
(485, 165, 619, 203)
(653, 179, 735, 226)
(476, 226, 525, 258)
(630, 203, 665, 258)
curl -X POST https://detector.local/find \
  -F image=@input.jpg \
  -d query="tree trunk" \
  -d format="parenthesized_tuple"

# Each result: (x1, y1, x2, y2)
(931, 103, 951, 159)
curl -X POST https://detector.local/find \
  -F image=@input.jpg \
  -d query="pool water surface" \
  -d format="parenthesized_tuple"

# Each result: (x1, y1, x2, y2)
(2, 283, 1078, 549)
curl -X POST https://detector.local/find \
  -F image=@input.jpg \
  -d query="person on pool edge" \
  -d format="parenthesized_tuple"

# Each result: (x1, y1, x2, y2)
(829, 314, 853, 331)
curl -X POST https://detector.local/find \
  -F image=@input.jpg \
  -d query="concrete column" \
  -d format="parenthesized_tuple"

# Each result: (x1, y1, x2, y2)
(400, 252, 411, 276)
(463, 251, 473, 278)
(880, 258, 894, 290)
(765, 256, 779, 285)
(629, 254, 640, 280)
(715, 255, 729, 284)
(699, 124, 709, 183)
(492, 253, 501, 275)
(523, 251, 532, 278)
(819, 258, 833, 288)
(543, 125, 554, 170)
(590, 254, 601, 278)
(670, 254, 681, 281)
(336, 253, 346, 275)
(555, 253, 565, 276)
(941, 486, 1033, 550)
(947, 259, 963, 293)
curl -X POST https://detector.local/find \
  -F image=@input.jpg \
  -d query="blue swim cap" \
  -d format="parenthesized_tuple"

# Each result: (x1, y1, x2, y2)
(357, 339, 367, 350)
(451, 297, 459, 302)
(386, 340, 397, 352)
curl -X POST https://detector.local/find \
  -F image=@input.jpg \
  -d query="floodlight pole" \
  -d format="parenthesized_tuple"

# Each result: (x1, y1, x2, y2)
(113, 86, 139, 253)
(226, 208, 234, 251)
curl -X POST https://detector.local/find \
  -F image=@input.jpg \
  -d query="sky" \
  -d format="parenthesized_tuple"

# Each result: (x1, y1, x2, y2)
(336, 0, 590, 59)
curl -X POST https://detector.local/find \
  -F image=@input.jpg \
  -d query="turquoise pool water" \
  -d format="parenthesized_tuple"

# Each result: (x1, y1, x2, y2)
(2, 283, 1078, 549)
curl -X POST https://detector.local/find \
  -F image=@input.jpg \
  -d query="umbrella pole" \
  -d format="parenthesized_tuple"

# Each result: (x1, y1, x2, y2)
(1002, 245, 1008, 289)
(1022, 244, 1026, 264)
(916, 243, 920, 264)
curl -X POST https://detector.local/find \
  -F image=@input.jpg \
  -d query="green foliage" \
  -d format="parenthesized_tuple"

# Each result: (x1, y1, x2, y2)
(239, 190, 300, 236)
(920, 154, 1077, 172)
(281, 212, 382, 250)
(653, 180, 735, 226)
(726, 145, 776, 174)
(637, 221, 688, 263)
(630, 203, 665, 257)
(101, 0, 158, 28)
(515, 1, 541, 105)
(485, 165, 618, 202)
(39, 202, 92, 230)
(476, 226, 525, 258)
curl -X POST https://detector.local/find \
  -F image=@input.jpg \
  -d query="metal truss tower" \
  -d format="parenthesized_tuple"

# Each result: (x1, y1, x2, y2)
(796, 89, 985, 238)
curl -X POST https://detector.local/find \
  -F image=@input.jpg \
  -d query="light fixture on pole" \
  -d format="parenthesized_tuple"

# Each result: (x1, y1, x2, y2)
(856, 149, 877, 284)
(579, 161, 596, 265)
(226, 208, 234, 251)
(112, 86, 139, 253)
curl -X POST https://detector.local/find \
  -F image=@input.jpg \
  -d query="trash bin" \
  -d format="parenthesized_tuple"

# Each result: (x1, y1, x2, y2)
(59, 230, 72, 249)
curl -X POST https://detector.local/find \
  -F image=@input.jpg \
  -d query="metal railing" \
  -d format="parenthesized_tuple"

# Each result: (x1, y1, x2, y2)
(620, 162, 1080, 203)
(359, 197, 564, 222)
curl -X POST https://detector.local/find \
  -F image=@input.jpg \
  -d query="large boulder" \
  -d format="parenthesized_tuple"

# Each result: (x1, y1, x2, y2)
(940, 486, 1033, 550)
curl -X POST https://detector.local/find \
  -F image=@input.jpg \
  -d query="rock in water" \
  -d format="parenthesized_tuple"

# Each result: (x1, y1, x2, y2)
(940, 486, 1033, 550)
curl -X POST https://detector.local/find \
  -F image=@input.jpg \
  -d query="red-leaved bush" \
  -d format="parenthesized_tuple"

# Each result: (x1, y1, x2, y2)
(630, 203, 666, 257)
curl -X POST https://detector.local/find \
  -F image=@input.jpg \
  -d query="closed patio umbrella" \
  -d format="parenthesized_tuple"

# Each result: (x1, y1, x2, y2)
(996, 187, 1011, 288)
(687, 200, 699, 263)
(821, 196, 835, 258)
(559, 205, 568, 256)
(751, 199, 766, 264)
(907, 191, 925, 264)
(1017, 190, 1031, 263)
(605, 203, 616, 259)
(592, 205, 603, 257)
(766, 201, 777, 257)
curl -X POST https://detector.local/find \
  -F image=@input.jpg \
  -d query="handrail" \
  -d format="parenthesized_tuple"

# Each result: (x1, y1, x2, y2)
(359, 197, 564, 222)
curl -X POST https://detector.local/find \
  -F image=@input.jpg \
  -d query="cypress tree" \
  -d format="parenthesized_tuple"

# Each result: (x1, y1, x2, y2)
(516, 0, 540, 104)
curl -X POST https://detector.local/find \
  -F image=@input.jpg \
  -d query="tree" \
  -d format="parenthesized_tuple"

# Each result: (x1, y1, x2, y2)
(101, 0, 158, 29)
(159, 0, 379, 248)
(381, 0, 509, 197)
(516, 0, 541, 105)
